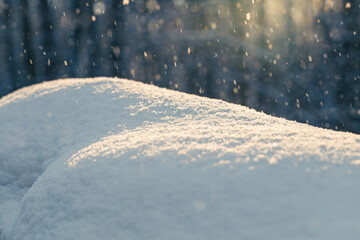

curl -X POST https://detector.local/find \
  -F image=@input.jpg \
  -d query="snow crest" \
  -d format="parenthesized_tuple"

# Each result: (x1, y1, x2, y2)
(1, 78, 360, 239)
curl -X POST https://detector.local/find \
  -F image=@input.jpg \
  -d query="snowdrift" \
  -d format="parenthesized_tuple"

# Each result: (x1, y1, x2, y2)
(1, 77, 360, 240)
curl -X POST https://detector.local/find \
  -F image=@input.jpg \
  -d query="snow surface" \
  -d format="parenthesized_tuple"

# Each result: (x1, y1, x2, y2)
(0, 77, 360, 240)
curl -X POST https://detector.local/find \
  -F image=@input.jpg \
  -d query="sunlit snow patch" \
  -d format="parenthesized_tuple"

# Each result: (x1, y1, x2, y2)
(0, 77, 360, 240)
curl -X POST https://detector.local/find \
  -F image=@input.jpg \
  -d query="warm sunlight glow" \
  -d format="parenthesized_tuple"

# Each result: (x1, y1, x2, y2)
(265, 0, 324, 30)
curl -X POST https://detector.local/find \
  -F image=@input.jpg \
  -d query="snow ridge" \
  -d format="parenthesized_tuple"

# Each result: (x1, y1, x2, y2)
(1, 78, 360, 240)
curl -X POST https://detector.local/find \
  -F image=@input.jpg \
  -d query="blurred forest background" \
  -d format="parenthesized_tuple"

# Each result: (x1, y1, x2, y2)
(0, 0, 359, 133)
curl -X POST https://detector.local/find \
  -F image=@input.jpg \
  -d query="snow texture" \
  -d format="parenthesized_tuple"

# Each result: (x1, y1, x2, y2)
(0, 77, 360, 240)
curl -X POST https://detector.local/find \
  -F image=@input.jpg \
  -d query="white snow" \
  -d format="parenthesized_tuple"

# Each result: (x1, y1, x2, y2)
(0, 77, 360, 240)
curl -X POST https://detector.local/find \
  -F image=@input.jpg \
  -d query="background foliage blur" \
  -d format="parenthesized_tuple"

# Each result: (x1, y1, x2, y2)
(0, 0, 359, 133)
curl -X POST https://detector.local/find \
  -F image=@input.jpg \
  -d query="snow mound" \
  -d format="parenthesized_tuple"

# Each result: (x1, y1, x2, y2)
(1, 77, 360, 240)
